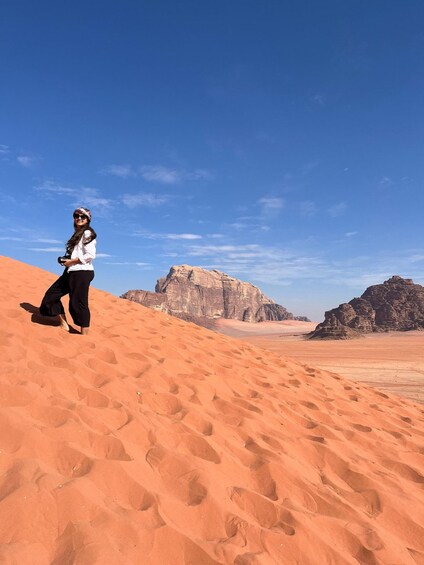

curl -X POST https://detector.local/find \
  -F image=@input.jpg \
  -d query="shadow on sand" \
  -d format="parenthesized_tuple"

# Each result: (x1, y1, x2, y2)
(20, 303, 79, 333)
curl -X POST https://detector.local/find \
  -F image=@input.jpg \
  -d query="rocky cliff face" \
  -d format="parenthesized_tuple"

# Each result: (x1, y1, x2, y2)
(309, 276, 424, 339)
(121, 265, 306, 325)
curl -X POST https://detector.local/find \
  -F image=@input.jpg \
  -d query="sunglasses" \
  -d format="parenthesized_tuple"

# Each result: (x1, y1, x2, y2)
(73, 214, 88, 220)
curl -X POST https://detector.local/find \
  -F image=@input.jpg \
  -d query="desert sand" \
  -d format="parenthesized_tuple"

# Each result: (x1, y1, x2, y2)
(216, 320, 424, 404)
(1, 256, 424, 565)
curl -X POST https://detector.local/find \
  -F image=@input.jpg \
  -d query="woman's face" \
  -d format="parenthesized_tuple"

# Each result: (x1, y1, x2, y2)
(73, 213, 89, 228)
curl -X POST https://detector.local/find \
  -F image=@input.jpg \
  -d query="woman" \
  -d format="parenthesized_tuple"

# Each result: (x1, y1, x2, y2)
(40, 207, 97, 335)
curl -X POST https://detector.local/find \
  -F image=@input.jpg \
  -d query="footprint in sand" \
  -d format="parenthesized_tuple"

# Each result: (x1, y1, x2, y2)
(229, 488, 294, 534)
(90, 434, 132, 461)
(299, 400, 320, 410)
(246, 389, 262, 399)
(400, 416, 413, 424)
(260, 434, 284, 451)
(0, 460, 44, 503)
(86, 358, 121, 379)
(183, 411, 213, 436)
(30, 405, 77, 428)
(232, 398, 263, 415)
(381, 459, 424, 483)
(78, 387, 110, 408)
(55, 445, 94, 478)
(288, 379, 301, 387)
(142, 392, 183, 416)
(344, 523, 385, 556)
(146, 445, 208, 506)
(181, 434, 221, 463)
(352, 423, 372, 432)
(306, 435, 326, 443)
(229, 487, 278, 528)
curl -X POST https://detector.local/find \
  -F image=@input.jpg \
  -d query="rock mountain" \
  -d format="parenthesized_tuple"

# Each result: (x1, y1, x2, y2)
(121, 265, 308, 326)
(310, 275, 424, 339)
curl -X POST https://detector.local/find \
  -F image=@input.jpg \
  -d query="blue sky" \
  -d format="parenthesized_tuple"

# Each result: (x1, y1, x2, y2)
(1, 1, 424, 321)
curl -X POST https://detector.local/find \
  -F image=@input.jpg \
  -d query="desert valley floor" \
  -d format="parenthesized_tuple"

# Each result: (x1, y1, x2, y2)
(216, 320, 424, 405)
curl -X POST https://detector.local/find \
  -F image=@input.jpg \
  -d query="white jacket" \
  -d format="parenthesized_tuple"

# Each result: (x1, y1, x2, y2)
(68, 230, 96, 272)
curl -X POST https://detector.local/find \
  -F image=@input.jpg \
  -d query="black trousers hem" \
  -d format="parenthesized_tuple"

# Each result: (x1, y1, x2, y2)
(40, 270, 94, 327)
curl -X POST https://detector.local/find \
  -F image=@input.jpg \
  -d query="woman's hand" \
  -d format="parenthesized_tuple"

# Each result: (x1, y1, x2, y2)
(63, 259, 79, 267)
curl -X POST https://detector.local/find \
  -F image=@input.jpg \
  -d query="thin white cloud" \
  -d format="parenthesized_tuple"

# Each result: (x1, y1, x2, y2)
(259, 197, 284, 210)
(133, 230, 202, 240)
(312, 94, 325, 105)
(101, 163, 211, 184)
(380, 176, 393, 188)
(187, 243, 329, 284)
(228, 222, 249, 230)
(300, 159, 320, 177)
(35, 181, 113, 212)
(0, 236, 62, 243)
(7, 238, 108, 256)
(79, 187, 113, 210)
(140, 166, 181, 184)
(17, 155, 37, 168)
(256, 197, 285, 221)
(185, 169, 212, 181)
(36, 180, 76, 195)
(409, 254, 424, 263)
(0, 193, 17, 204)
(121, 193, 170, 208)
(1, 145, 40, 167)
(101, 164, 135, 178)
(188, 244, 262, 257)
(166, 233, 202, 240)
(328, 272, 397, 290)
(184, 243, 422, 294)
(299, 200, 317, 217)
(29, 247, 64, 252)
(222, 216, 270, 233)
(258, 197, 285, 218)
(345, 231, 358, 238)
(106, 261, 151, 267)
(140, 165, 211, 184)
(328, 202, 347, 217)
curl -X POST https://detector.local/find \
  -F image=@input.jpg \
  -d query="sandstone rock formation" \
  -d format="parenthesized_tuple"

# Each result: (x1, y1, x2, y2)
(121, 265, 307, 325)
(309, 276, 424, 339)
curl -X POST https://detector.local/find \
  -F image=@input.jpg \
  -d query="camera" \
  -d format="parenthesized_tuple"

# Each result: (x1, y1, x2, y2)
(57, 255, 71, 265)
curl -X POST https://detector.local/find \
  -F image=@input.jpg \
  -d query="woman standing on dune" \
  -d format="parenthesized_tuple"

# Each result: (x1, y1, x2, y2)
(40, 207, 97, 335)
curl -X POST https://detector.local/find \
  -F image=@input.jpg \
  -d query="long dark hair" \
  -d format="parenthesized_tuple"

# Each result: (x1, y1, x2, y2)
(66, 223, 97, 255)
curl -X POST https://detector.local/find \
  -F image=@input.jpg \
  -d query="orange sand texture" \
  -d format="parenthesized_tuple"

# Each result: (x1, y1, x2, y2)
(1, 256, 424, 565)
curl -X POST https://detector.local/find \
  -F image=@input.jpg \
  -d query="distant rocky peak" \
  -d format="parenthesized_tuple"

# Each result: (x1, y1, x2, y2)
(310, 275, 424, 339)
(123, 264, 309, 326)
(383, 276, 414, 285)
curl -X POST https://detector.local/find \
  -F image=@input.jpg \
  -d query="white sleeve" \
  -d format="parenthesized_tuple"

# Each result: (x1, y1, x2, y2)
(79, 231, 97, 264)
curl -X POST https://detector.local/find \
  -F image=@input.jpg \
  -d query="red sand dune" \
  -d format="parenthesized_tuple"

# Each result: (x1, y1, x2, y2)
(1, 256, 424, 565)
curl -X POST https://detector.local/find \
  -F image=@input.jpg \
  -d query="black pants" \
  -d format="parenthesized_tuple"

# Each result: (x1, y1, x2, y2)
(40, 270, 95, 327)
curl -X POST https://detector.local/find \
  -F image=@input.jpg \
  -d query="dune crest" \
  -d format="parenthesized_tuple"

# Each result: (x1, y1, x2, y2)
(1, 256, 424, 565)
